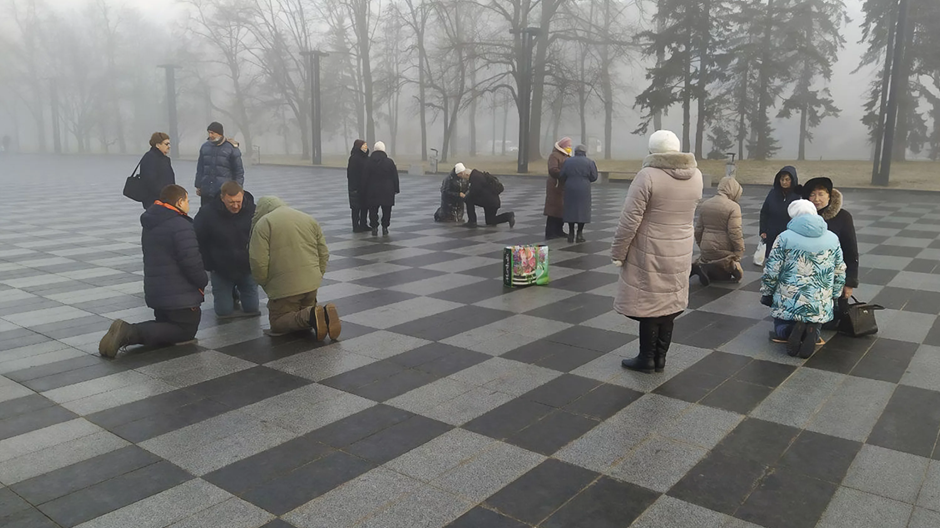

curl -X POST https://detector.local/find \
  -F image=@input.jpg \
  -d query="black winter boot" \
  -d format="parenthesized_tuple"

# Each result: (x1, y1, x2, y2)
(654, 323, 674, 372)
(690, 263, 710, 286)
(622, 322, 659, 373)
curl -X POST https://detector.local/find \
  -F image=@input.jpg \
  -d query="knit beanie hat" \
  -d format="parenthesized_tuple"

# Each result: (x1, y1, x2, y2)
(207, 122, 224, 136)
(648, 130, 681, 154)
(454, 163, 466, 174)
(374, 141, 386, 153)
(788, 199, 817, 219)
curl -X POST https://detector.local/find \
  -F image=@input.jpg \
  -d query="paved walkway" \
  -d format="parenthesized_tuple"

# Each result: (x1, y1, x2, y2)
(1, 155, 940, 528)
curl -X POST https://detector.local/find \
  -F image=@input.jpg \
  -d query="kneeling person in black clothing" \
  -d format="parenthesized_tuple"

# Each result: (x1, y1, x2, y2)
(462, 168, 515, 228)
(99, 185, 208, 357)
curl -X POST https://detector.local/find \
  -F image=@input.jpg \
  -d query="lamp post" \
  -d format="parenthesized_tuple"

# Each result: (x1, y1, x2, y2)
(158, 65, 180, 159)
(511, 27, 539, 174)
(301, 49, 329, 165)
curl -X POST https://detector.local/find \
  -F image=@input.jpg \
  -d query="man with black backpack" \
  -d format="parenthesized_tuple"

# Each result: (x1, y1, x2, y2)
(460, 167, 515, 228)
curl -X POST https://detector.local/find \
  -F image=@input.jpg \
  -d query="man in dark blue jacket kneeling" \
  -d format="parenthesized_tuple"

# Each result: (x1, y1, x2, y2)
(99, 185, 208, 358)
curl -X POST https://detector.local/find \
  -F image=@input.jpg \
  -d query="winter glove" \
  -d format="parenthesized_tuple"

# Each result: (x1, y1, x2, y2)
(612, 259, 623, 267)
(760, 295, 773, 307)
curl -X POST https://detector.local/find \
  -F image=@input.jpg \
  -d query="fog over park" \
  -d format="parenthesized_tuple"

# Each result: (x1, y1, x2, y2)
(1, 0, 938, 166)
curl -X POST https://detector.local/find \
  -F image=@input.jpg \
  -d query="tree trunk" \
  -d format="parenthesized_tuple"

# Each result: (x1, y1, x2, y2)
(694, 0, 710, 159)
(601, 0, 613, 159)
(527, 0, 558, 162)
(502, 93, 509, 156)
(754, 0, 774, 160)
(418, 35, 429, 161)
(469, 64, 477, 157)
(798, 102, 808, 161)
(653, 4, 665, 131)
(891, 19, 916, 162)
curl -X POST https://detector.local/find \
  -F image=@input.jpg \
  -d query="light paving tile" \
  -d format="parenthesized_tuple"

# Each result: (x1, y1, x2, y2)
(0, 378, 34, 404)
(698, 290, 772, 320)
(917, 461, 940, 511)
(2, 305, 93, 327)
(1, 274, 72, 289)
(873, 309, 937, 343)
(817, 487, 914, 528)
(0, 289, 37, 303)
(659, 404, 744, 449)
(580, 311, 640, 334)
(473, 287, 579, 313)
(42, 370, 156, 404)
(60, 378, 180, 415)
(135, 350, 256, 383)
(902, 345, 940, 392)
(387, 273, 486, 296)
(163, 421, 298, 475)
(0, 418, 103, 463)
(139, 410, 261, 459)
(631, 495, 731, 528)
(751, 368, 845, 428)
(384, 428, 495, 482)
(315, 282, 377, 301)
(421, 387, 515, 426)
(58, 268, 124, 280)
(429, 441, 546, 503)
(332, 331, 432, 360)
(442, 315, 571, 356)
(284, 468, 423, 528)
(910, 508, 940, 528)
(0, 430, 128, 485)
(325, 263, 412, 282)
(887, 272, 940, 293)
(166, 497, 274, 528)
(806, 376, 895, 441)
(481, 363, 562, 396)
(601, 343, 713, 392)
(718, 323, 807, 365)
(242, 389, 376, 434)
(421, 256, 501, 273)
(354, 486, 472, 528)
(45, 287, 129, 304)
(386, 377, 476, 416)
(843, 445, 930, 503)
(447, 357, 530, 387)
(73, 479, 229, 528)
(101, 305, 154, 323)
(343, 297, 464, 329)
(357, 248, 436, 264)
(0, 345, 85, 374)
(264, 347, 377, 381)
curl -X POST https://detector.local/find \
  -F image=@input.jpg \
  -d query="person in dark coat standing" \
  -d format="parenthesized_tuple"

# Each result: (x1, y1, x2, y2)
(759, 166, 800, 260)
(544, 137, 572, 239)
(437, 163, 468, 223)
(561, 144, 598, 243)
(802, 177, 860, 329)
(195, 122, 245, 207)
(462, 168, 515, 228)
(194, 181, 259, 319)
(139, 132, 175, 209)
(347, 139, 369, 232)
(98, 185, 208, 358)
(361, 141, 399, 236)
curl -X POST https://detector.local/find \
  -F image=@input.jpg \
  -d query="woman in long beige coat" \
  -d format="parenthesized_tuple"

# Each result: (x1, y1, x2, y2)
(612, 130, 703, 373)
(544, 137, 571, 239)
(691, 176, 745, 285)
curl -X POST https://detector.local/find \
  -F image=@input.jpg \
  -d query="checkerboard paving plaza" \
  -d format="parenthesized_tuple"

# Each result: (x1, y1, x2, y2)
(1, 154, 940, 527)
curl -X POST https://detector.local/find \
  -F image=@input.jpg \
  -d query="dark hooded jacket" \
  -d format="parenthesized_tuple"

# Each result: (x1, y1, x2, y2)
(193, 191, 256, 281)
(438, 170, 468, 222)
(466, 170, 502, 210)
(362, 150, 400, 208)
(195, 138, 245, 198)
(759, 166, 800, 256)
(140, 202, 208, 310)
(347, 141, 368, 209)
(139, 146, 175, 208)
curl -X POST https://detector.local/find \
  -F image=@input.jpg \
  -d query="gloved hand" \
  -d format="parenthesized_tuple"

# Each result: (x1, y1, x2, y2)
(760, 295, 773, 307)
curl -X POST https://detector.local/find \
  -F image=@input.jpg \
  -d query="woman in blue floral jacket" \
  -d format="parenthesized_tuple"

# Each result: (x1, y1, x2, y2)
(761, 199, 846, 359)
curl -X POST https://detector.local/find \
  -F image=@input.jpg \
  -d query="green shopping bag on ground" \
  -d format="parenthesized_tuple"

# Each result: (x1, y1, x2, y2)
(503, 245, 550, 287)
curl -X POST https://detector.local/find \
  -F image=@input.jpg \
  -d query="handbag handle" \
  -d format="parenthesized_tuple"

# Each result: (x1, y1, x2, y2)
(129, 159, 143, 179)
(850, 295, 885, 310)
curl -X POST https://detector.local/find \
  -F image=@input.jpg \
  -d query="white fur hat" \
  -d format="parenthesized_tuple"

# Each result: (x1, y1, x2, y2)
(374, 141, 386, 153)
(648, 130, 681, 154)
(788, 199, 817, 219)
(454, 162, 466, 174)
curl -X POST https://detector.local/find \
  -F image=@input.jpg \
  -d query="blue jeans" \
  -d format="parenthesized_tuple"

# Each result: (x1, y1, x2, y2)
(211, 272, 259, 316)
(774, 318, 796, 339)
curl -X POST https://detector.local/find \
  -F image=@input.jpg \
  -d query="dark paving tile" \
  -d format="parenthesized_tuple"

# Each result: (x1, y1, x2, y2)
(216, 334, 320, 364)
(672, 313, 760, 349)
(805, 344, 870, 374)
(352, 268, 446, 288)
(870, 286, 913, 310)
(446, 506, 526, 528)
(850, 338, 918, 383)
(505, 410, 600, 455)
(733, 360, 796, 388)
(388, 251, 465, 267)
(15, 362, 128, 393)
(503, 339, 582, 364)
(387, 342, 465, 368)
(418, 239, 488, 251)
(12, 445, 163, 505)
(37, 461, 191, 527)
(240, 451, 374, 515)
(0, 507, 60, 528)
(86, 389, 203, 430)
(556, 241, 612, 254)
(521, 374, 601, 408)
(734, 466, 838, 528)
(3, 354, 113, 383)
(541, 476, 659, 528)
(687, 351, 753, 377)
(869, 245, 923, 257)
(653, 369, 728, 403)
(905, 258, 940, 274)
(427, 279, 512, 304)
(857, 267, 899, 286)
(332, 243, 407, 257)
(927, 318, 940, 347)
(525, 294, 613, 324)
(0, 404, 77, 441)
(715, 418, 801, 465)
(563, 384, 643, 420)
(535, 345, 612, 372)
(545, 271, 615, 293)
(0, 394, 56, 421)
(485, 459, 599, 525)
(463, 398, 554, 440)
(387, 305, 511, 341)
(413, 348, 490, 377)
(668, 450, 767, 515)
(553, 254, 611, 271)
(333, 290, 418, 316)
(29, 316, 113, 341)
(904, 290, 940, 313)
(204, 434, 334, 495)
(700, 379, 773, 414)
(110, 397, 232, 443)
(0, 487, 30, 518)
(779, 430, 862, 483)
(210, 372, 311, 408)
(688, 286, 735, 309)
(115, 343, 205, 370)
(869, 385, 940, 458)
(307, 404, 413, 448)
(349, 368, 440, 401)
(345, 415, 452, 463)
(546, 326, 634, 353)
(320, 360, 406, 392)
(259, 521, 298, 528)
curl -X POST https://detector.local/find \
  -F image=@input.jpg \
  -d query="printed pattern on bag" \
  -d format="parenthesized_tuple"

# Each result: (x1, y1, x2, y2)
(503, 245, 549, 287)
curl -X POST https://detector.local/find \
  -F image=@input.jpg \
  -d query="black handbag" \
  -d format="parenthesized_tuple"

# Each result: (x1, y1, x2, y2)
(123, 160, 146, 202)
(839, 296, 884, 337)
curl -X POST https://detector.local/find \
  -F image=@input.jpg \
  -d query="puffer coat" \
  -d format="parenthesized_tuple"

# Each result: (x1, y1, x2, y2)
(816, 189, 859, 288)
(193, 191, 256, 281)
(561, 152, 598, 224)
(195, 139, 245, 198)
(466, 170, 502, 210)
(347, 143, 368, 209)
(611, 152, 703, 318)
(141, 202, 207, 310)
(544, 143, 569, 217)
(759, 166, 800, 257)
(361, 151, 400, 208)
(695, 176, 745, 270)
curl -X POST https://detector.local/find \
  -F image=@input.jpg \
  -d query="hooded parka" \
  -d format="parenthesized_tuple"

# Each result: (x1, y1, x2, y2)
(544, 142, 569, 217)
(759, 166, 800, 257)
(347, 141, 368, 210)
(361, 151, 400, 208)
(695, 177, 745, 271)
(140, 202, 208, 311)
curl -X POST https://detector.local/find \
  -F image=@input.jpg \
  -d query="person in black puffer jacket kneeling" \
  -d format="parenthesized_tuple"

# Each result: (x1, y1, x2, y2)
(99, 185, 208, 357)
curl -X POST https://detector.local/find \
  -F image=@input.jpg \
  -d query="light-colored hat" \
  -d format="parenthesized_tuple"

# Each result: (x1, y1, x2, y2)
(648, 130, 681, 154)
(788, 199, 817, 219)
(454, 163, 466, 174)
(374, 141, 386, 152)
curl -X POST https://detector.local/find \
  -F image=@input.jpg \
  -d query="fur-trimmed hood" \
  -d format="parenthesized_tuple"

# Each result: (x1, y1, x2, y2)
(642, 152, 698, 180)
(818, 188, 843, 220)
(553, 141, 571, 157)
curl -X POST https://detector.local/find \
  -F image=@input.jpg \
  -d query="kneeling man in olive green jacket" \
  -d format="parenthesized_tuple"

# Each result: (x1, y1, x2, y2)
(249, 196, 341, 339)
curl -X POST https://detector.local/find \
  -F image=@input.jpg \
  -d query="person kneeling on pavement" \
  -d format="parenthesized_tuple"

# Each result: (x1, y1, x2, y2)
(691, 176, 745, 285)
(761, 199, 846, 359)
(99, 185, 208, 357)
(249, 196, 341, 340)
(194, 181, 260, 319)
(461, 167, 515, 228)
(435, 163, 468, 223)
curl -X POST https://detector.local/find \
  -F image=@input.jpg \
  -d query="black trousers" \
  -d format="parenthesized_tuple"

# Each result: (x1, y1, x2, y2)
(134, 308, 201, 347)
(631, 311, 682, 352)
(467, 204, 511, 225)
(351, 208, 368, 229)
(369, 206, 392, 228)
(545, 216, 566, 238)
